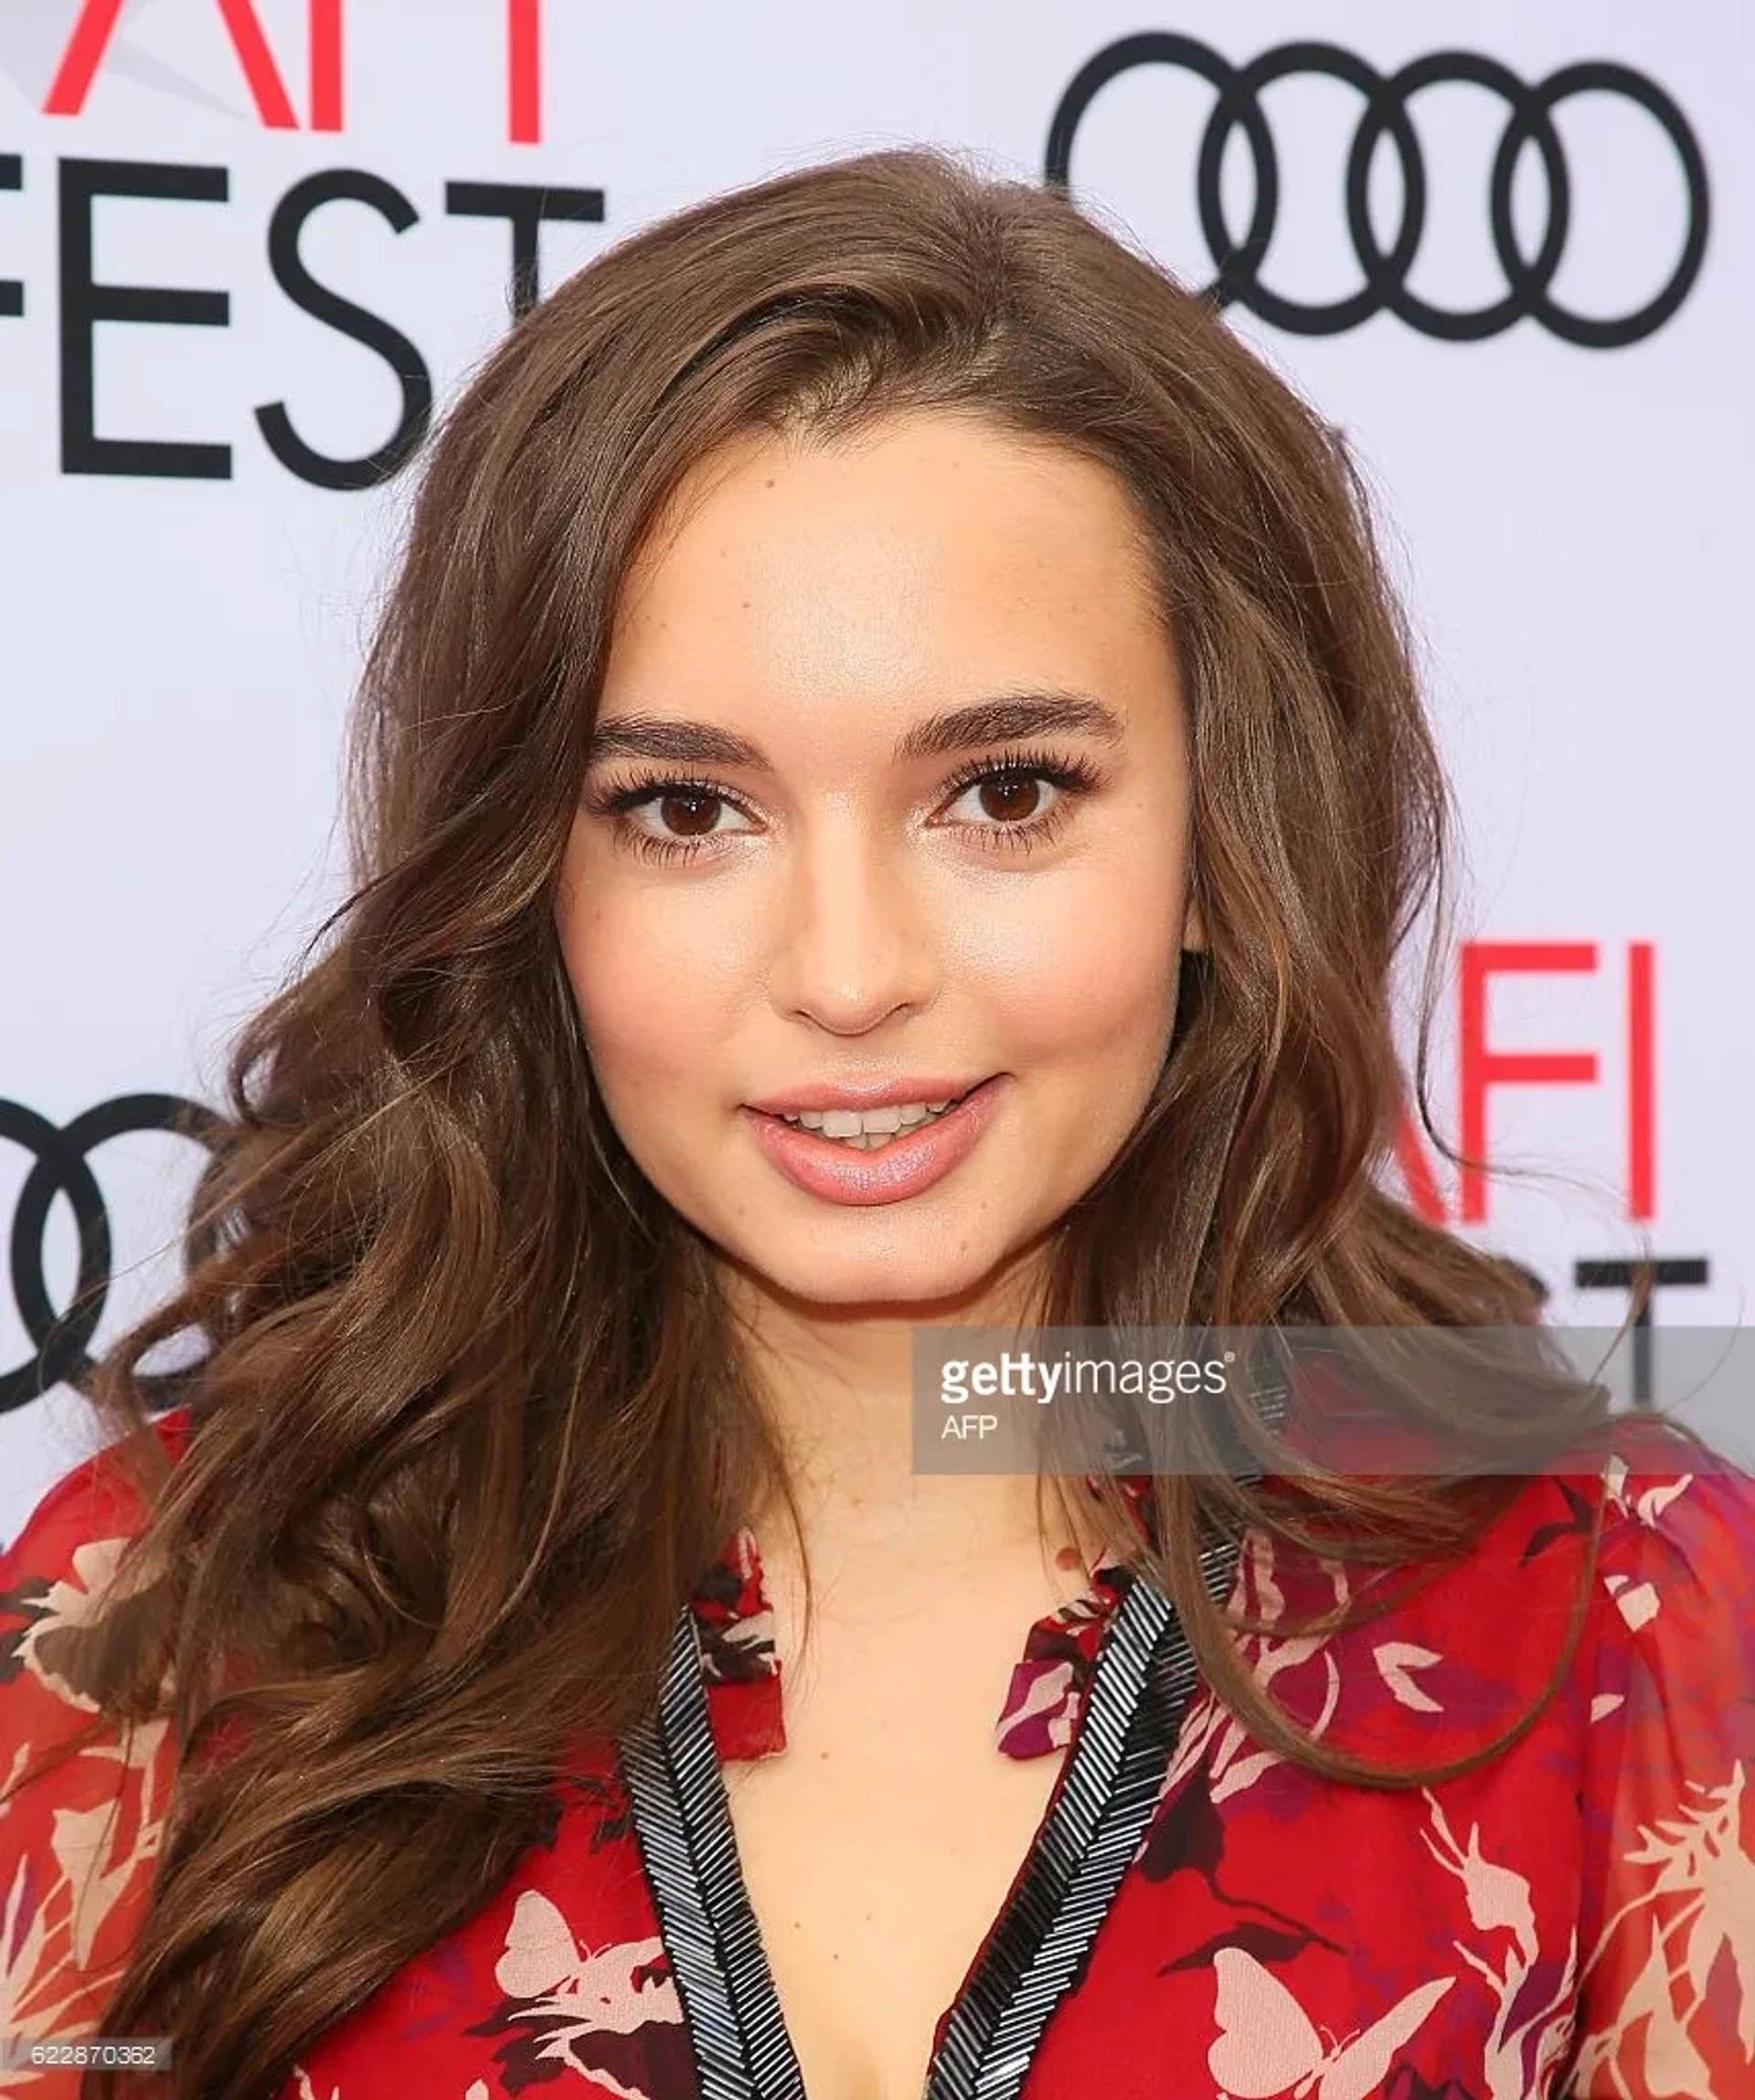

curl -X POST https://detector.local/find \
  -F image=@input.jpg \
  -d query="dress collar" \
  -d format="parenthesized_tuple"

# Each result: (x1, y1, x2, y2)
(686, 1474, 1157, 1763)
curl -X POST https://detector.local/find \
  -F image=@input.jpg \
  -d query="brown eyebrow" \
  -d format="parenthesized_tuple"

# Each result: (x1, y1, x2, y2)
(582, 690, 1128, 773)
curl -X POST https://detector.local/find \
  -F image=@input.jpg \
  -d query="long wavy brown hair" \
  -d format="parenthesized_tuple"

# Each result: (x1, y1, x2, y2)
(8, 144, 1675, 2098)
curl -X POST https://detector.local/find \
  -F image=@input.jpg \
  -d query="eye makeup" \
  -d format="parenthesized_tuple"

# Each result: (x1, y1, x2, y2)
(579, 742, 1108, 868)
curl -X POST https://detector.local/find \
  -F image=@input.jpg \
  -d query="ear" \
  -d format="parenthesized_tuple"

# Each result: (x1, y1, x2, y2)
(1181, 891, 1207, 954)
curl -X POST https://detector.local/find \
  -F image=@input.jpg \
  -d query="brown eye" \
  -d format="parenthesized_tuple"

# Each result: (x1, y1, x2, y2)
(976, 776, 1045, 823)
(945, 771, 1065, 831)
(938, 755, 1095, 859)
(656, 792, 723, 837)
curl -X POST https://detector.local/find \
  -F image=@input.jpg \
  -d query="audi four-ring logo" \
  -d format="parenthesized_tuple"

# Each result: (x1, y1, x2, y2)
(1045, 34, 1709, 345)
(1, 1093, 224, 1414)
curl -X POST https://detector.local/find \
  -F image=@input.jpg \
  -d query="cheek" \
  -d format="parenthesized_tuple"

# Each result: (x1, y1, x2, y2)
(556, 879, 738, 1102)
(961, 859, 1185, 1061)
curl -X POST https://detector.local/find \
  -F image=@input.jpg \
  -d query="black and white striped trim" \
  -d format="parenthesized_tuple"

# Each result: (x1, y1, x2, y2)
(618, 1600, 809, 2100)
(925, 1535, 1241, 2098)
(618, 1525, 1244, 2099)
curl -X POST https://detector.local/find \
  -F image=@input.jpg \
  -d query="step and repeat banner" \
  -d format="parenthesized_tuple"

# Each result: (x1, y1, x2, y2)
(3, 3, 1749, 1542)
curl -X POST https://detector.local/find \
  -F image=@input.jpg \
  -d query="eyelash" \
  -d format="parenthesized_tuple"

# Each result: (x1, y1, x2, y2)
(581, 744, 1104, 868)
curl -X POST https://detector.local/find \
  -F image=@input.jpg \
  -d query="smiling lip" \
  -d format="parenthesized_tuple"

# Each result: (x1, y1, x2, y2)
(742, 1075, 1006, 1206)
(745, 1077, 990, 1116)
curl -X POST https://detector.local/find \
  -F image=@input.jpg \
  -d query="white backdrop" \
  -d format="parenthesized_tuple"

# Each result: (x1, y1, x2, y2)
(4, 1, 1750, 1545)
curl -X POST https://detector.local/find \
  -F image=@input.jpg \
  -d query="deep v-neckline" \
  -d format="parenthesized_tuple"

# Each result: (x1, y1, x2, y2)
(615, 1530, 1242, 2100)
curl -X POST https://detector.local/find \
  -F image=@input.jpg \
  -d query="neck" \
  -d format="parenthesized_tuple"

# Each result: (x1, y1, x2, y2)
(720, 1263, 1106, 1589)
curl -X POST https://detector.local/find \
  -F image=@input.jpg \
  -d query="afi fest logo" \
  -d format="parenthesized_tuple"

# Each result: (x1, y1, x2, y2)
(0, 0, 598, 485)
(1393, 939, 1709, 1349)
(1400, 941, 1657, 1229)
(27, 0, 547, 141)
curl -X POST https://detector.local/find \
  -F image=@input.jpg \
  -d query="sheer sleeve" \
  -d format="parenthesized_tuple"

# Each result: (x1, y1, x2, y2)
(1564, 1456, 1755, 2095)
(0, 1434, 179, 2091)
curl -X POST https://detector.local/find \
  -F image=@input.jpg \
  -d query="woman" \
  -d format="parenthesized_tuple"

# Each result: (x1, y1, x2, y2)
(2, 145, 1750, 2100)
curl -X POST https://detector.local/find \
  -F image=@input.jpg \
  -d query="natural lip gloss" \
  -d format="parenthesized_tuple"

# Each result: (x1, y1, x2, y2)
(742, 1076, 1007, 1205)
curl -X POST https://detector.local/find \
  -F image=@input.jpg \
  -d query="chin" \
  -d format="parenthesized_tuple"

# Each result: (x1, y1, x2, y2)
(731, 1225, 1039, 1316)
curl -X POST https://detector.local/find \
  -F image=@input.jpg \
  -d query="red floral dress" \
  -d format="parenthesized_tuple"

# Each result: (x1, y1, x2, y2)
(2, 1403, 1751, 2098)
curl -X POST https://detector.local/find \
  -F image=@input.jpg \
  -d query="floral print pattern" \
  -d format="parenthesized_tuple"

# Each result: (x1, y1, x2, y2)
(2, 1408, 1751, 2097)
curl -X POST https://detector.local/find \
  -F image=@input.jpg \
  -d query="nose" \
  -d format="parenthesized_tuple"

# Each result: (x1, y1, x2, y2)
(765, 810, 939, 1034)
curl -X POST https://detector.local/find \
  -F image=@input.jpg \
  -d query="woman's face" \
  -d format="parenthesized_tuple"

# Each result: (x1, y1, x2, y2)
(555, 408, 1202, 1313)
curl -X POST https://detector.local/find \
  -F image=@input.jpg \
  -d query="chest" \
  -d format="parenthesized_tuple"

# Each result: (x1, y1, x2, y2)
(718, 1556, 1081, 2099)
(724, 1694, 1067, 2098)
(283, 1553, 1609, 2100)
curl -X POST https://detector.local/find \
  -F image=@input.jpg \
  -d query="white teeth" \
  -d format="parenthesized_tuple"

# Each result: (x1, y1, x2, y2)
(779, 1092, 969, 1147)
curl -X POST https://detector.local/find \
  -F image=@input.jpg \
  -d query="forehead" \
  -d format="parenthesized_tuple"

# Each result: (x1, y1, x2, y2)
(603, 410, 1170, 717)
